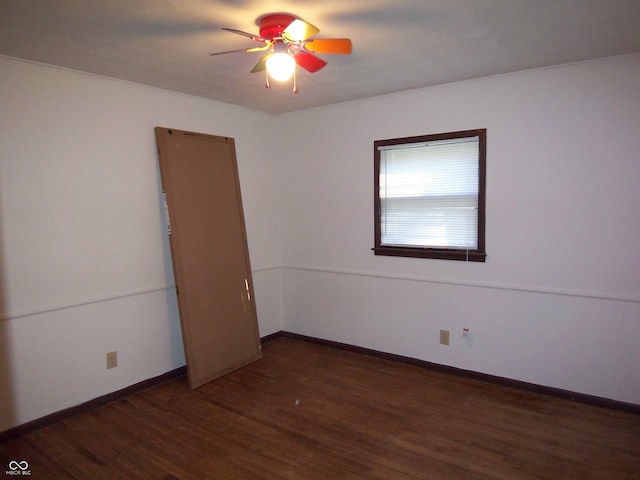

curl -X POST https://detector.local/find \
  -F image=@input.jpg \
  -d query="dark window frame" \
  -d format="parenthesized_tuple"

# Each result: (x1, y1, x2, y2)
(373, 129, 487, 262)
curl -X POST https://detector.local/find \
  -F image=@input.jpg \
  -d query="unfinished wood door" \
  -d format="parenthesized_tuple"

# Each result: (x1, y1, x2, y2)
(155, 127, 261, 388)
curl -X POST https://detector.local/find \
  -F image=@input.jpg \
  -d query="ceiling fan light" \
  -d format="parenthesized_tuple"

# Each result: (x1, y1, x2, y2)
(266, 52, 295, 81)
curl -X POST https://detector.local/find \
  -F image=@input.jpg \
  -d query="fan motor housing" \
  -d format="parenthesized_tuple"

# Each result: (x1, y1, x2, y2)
(258, 14, 295, 40)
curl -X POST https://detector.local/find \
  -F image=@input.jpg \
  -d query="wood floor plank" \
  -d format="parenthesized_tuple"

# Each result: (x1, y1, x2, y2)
(1, 337, 639, 479)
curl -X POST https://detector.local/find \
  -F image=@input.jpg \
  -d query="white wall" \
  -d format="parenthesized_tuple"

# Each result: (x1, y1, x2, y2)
(0, 56, 282, 431)
(278, 54, 640, 404)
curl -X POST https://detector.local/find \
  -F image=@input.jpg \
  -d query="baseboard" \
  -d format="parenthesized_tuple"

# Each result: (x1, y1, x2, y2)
(276, 331, 640, 416)
(0, 366, 187, 443)
(260, 330, 286, 343)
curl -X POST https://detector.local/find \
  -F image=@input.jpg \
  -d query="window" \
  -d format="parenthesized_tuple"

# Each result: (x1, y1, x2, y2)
(374, 129, 486, 262)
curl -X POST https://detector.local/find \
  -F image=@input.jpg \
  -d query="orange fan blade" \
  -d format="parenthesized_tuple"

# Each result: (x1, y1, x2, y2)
(303, 38, 352, 54)
(250, 54, 271, 73)
(294, 51, 327, 73)
(282, 19, 319, 42)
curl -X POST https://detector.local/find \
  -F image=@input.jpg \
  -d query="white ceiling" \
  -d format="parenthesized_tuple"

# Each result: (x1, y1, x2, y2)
(2, 0, 640, 114)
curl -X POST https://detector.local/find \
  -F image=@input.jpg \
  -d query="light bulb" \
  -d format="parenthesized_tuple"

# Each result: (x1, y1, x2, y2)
(266, 52, 295, 82)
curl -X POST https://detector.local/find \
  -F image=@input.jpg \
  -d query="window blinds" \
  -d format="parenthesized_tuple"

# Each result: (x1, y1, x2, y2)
(378, 136, 480, 249)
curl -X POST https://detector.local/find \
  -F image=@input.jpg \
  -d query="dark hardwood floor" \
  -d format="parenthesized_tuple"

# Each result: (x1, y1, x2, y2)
(2, 337, 639, 479)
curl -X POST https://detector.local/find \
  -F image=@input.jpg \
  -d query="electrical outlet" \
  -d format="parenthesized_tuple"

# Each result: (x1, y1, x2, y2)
(106, 351, 117, 369)
(439, 330, 450, 346)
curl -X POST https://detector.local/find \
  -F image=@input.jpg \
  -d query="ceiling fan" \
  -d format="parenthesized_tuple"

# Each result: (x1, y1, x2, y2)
(210, 14, 352, 92)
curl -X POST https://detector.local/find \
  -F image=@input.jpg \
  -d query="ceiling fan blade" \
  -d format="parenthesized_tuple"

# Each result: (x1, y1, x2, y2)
(222, 27, 266, 42)
(250, 54, 271, 73)
(247, 45, 270, 53)
(294, 51, 327, 73)
(210, 45, 268, 56)
(282, 19, 320, 42)
(303, 38, 352, 55)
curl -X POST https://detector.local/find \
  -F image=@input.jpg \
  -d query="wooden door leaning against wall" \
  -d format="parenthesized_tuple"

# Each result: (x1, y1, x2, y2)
(155, 127, 261, 389)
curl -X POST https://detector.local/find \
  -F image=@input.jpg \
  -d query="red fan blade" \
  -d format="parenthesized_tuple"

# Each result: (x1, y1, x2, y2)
(303, 38, 352, 55)
(282, 19, 319, 42)
(250, 54, 271, 73)
(294, 51, 327, 73)
(222, 27, 266, 43)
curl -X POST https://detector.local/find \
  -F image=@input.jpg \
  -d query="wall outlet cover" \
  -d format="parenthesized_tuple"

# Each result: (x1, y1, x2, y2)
(106, 351, 118, 369)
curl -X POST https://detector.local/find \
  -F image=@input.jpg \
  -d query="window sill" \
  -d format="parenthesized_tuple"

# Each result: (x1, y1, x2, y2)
(373, 246, 486, 262)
